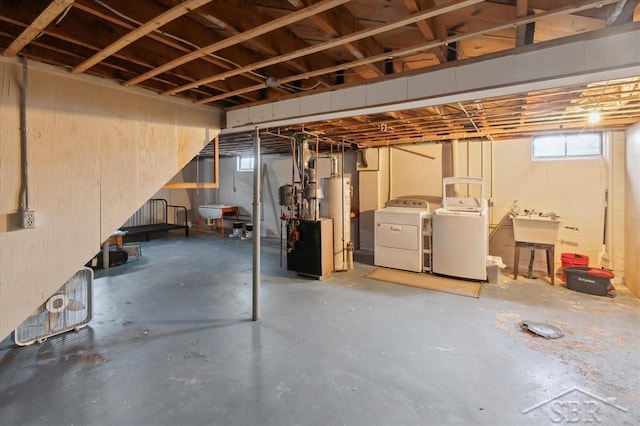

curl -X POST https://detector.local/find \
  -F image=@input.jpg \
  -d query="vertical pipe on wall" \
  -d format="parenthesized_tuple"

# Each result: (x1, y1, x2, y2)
(20, 56, 30, 212)
(490, 137, 495, 226)
(490, 138, 494, 199)
(467, 139, 471, 181)
(451, 139, 459, 197)
(388, 146, 392, 201)
(480, 138, 484, 180)
(252, 127, 261, 321)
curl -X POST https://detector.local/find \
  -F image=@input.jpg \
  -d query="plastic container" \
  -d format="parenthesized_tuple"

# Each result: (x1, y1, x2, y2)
(486, 255, 506, 284)
(487, 264, 501, 284)
(121, 243, 142, 261)
(231, 221, 243, 238)
(561, 253, 589, 281)
(564, 266, 614, 296)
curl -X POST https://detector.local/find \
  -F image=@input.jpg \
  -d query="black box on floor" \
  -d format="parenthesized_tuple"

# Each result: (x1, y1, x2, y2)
(564, 266, 613, 296)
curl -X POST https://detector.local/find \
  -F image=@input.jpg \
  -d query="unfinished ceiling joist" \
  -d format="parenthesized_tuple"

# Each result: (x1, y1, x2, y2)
(2, 0, 75, 58)
(123, 0, 352, 87)
(3, 0, 640, 155)
(72, 0, 213, 74)
(225, 24, 640, 131)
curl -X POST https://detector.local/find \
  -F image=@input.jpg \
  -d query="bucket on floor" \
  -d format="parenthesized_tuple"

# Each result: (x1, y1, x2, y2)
(244, 223, 253, 239)
(561, 253, 589, 281)
(565, 266, 614, 296)
(231, 221, 243, 238)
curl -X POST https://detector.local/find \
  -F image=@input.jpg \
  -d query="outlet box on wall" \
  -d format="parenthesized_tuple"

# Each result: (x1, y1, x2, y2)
(22, 210, 35, 228)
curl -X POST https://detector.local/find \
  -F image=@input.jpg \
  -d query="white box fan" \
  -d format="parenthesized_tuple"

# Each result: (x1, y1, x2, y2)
(13, 267, 93, 346)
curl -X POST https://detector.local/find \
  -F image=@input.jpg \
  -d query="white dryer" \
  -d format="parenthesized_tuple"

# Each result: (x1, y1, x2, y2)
(432, 177, 488, 280)
(374, 199, 431, 273)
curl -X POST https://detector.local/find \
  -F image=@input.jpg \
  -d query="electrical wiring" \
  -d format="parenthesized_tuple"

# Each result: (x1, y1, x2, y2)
(92, 1, 329, 93)
(92, 0, 269, 81)
(54, 4, 73, 26)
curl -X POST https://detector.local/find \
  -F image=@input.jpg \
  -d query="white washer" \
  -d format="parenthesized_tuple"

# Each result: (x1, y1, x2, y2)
(374, 199, 431, 273)
(432, 177, 488, 280)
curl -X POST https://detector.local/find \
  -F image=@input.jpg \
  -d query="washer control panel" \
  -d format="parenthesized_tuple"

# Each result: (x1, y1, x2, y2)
(386, 198, 430, 209)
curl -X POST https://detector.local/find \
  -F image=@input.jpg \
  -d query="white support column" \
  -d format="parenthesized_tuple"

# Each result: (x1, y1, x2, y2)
(252, 127, 261, 321)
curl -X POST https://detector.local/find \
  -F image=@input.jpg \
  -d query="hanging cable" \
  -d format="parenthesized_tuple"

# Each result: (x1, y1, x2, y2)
(54, 4, 73, 26)
(93, 0, 270, 82)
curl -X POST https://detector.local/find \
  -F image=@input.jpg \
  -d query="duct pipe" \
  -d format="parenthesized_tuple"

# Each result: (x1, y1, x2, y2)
(252, 127, 261, 321)
(358, 149, 368, 169)
(330, 154, 340, 176)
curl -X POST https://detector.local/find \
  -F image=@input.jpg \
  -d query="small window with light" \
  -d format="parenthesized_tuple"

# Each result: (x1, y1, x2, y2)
(532, 133, 602, 159)
(236, 155, 254, 172)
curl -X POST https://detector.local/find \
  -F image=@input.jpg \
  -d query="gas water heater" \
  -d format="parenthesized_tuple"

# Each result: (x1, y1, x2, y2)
(320, 174, 352, 271)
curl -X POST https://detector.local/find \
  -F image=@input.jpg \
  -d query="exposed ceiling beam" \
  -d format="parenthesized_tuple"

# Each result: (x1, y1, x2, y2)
(72, 0, 211, 74)
(70, 1, 278, 97)
(176, 0, 335, 85)
(167, 0, 485, 96)
(515, 0, 529, 47)
(199, 0, 622, 105)
(123, 0, 352, 87)
(2, 0, 74, 57)
(289, 0, 385, 78)
(403, 0, 447, 64)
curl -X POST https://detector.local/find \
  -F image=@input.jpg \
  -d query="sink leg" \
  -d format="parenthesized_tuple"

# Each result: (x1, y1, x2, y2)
(514, 245, 520, 280)
(525, 248, 535, 278)
(547, 246, 555, 285)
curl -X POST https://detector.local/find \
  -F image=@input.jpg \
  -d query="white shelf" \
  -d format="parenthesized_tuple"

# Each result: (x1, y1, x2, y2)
(422, 216, 433, 274)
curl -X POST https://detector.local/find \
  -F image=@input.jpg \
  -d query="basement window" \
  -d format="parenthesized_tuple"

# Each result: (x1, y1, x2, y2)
(532, 132, 602, 159)
(236, 155, 254, 172)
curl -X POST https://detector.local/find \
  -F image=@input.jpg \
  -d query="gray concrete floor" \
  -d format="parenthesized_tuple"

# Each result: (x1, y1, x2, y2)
(1, 230, 639, 426)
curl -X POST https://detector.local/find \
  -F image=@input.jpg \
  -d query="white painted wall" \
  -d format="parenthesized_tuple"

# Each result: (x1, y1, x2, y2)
(358, 135, 625, 282)
(488, 136, 613, 277)
(609, 132, 626, 281)
(358, 148, 389, 251)
(154, 157, 218, 224)
(0, 58, 220, 339)
(209, 151, 358, 241)
(624, 124, 640, 297)
(390, 144, 443, 205)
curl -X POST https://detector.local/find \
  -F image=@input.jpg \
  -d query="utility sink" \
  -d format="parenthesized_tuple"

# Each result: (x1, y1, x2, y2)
(512, 215, 562, 245)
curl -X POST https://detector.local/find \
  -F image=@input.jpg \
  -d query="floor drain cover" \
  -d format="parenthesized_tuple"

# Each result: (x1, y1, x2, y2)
(519, 320, 563, 339)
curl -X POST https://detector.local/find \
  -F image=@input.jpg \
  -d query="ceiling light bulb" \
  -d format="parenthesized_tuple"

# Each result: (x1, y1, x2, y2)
(589, 110, 601, 123)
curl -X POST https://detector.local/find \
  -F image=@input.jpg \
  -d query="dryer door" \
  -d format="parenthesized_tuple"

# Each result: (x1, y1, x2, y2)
(376, 222, 418, 251)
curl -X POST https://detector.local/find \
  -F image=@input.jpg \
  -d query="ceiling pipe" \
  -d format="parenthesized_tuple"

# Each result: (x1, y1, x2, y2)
(606, 0, 629, 26)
